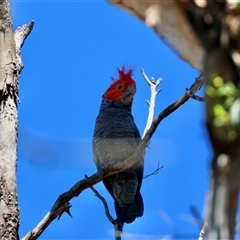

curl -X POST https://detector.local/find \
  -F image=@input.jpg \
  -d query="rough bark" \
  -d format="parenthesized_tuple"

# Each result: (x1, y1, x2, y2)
(0, 1, 20, 239)
(0, 0, 33, 239)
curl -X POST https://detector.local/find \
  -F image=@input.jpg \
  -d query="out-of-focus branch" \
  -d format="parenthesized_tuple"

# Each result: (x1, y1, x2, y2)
(108, 1, 204, 70)
(14, 21, 34, 59)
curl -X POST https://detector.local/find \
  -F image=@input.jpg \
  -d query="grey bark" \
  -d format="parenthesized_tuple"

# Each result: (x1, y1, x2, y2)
(0, 0, 33, 239)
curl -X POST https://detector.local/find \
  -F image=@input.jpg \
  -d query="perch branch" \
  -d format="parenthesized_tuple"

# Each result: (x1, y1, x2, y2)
(21, 74, 204, 240)
(87, 161, 163, 223)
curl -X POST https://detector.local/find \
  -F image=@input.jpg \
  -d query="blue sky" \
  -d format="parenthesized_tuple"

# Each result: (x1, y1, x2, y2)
(11, 1, 210, 239)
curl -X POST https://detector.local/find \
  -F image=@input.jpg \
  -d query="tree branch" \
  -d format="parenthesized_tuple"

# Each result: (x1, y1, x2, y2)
(21, 74, 204, 240)
(190, 94, 205, 102)
(14, 21, 34, 54)
(143, 162, 163, 179)
(85, 175, 114, 224)
(142, 69, 162, 138)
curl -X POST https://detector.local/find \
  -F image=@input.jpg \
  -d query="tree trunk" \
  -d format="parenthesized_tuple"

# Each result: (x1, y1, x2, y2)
(0, 0, 33, 239)
(0, 1, 20, 239)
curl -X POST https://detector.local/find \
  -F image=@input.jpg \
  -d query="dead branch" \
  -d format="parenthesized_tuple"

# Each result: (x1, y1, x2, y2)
(142, 69, 162, 138)
(143, 162, 164, 179)
(85, 175, 114, 224)
(21, 74, 204, 240)
(190, 94, 205, 102)
(14, 21, 34, 56)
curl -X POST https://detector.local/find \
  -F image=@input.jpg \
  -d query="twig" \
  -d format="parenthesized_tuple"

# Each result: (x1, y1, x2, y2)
(142, 69, 162, 138)
(190, 94, 205, 102)
(57, 203, 72, 220)
(21, 75, 204, 240)
(186, 85, 205, 102)
(85, 175, 114, 223)
(143, 162, 163, 179)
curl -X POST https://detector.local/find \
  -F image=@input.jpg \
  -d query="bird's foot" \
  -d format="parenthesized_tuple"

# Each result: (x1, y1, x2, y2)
(114, 220, 124, 240)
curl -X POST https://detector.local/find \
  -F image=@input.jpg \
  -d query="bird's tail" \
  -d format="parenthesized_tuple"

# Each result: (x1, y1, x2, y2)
(114, 191, 144, 224)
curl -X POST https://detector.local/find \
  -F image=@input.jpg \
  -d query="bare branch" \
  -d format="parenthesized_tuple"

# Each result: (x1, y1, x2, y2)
(190, 94, 205, 102)
(85, 175, 114, 224)
(186, 77, 204, 102)
(14, 20, 34, 72)
(21, 75, 204, 240)
(57, 203, 72, 220)
(14, 21, 34, 53)
(143, 162, 164, 179)
(142, 69, 162, 138)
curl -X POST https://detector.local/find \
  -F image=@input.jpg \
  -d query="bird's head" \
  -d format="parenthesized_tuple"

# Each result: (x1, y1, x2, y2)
(104, 66, 136, 107)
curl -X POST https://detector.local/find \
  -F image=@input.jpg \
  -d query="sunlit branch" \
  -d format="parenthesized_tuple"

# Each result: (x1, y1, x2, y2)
(14, 21, 34, 55)
(142, 69, 162, 138)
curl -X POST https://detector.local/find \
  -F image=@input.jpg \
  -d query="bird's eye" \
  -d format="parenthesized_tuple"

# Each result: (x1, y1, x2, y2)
(117, 85, 123, 89)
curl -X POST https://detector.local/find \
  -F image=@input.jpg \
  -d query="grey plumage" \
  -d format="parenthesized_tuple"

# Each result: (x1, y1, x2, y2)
(92, 97, 144, 225)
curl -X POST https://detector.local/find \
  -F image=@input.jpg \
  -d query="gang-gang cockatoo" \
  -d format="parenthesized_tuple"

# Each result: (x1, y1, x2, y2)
(92, 66, 144, 232)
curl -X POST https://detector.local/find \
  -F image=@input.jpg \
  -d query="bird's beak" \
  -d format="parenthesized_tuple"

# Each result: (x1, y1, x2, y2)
(123, 86, 136, 105)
